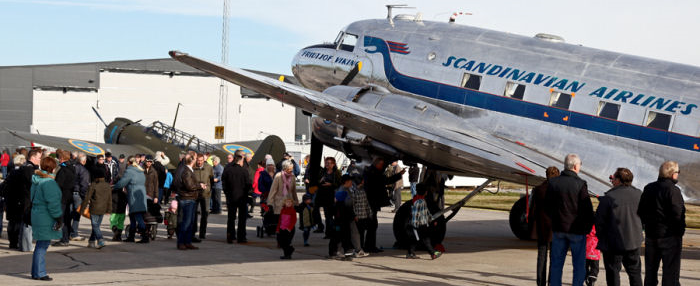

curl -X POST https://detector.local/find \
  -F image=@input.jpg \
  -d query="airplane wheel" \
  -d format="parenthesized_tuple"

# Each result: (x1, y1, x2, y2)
(509, 196, 532, 240)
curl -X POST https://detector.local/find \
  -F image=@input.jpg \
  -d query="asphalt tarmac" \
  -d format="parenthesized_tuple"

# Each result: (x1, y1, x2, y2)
(1, 202, 699, 285)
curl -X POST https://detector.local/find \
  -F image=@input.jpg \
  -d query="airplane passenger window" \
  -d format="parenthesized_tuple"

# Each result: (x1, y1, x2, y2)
(597, 101, 620, 120)
(338, 33, 358, 52)
(504, 82, 525, 99)
(549, 91, 572, 109)
(645, 111, 672, 130)
(461, 73, 482, 90)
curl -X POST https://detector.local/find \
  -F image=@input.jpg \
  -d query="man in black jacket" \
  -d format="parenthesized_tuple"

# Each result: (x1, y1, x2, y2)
(545, 153, 594, 286)
(69, 153, 90, 241)
(54, 150, 76, 247)
(596, 168, 643, 286)
(221, 153, 252, 243)
(362, 158, 404, 253)
(638, 161, 685, 286)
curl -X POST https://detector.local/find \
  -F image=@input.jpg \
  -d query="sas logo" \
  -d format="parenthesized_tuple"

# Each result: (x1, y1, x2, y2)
(388, 41, 410, 55)
(223, 144, 254, 156)
(68, 139, 105, 155)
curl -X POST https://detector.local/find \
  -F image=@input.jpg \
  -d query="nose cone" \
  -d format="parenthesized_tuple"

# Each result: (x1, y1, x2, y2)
(290, 44, 338, 91)
(104, 118, 133, 144)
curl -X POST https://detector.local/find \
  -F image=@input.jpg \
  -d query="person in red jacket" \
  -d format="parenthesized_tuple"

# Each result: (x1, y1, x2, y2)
(277, 198, 297, 259)
(585, 225, 601, 286)
(1, 149, 10, 180)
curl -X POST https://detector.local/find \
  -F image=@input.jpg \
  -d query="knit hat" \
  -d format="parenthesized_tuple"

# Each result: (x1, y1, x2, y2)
(93, 164, 106, 179)
(302, 193, 312, 201)
(335, 190, 348, 202)
(265, 158, 275, 166)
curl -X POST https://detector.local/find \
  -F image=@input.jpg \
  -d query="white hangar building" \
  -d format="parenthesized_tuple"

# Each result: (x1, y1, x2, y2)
(0, 58, 311, 150)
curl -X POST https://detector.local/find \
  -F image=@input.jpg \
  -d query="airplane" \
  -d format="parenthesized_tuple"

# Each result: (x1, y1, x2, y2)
(169, 6, 700, 241)
(7, 114, 286, 172)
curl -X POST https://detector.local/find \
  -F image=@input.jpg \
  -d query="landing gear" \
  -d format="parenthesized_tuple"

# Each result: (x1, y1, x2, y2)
(509, 196, 532, 240)
(391, 202, 447, 249)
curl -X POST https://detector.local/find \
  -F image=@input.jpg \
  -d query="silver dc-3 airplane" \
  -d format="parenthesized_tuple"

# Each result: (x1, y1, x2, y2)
(170, 6, 700, 240)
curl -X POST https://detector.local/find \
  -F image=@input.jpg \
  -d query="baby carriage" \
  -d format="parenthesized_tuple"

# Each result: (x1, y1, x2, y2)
(143, 199, 163, 240)
(164, 199, 178, 239)
(256, 202, 278, 238)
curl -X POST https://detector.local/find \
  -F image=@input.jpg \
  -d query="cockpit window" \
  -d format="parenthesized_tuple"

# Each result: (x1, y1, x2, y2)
(336, 32, 358, 52)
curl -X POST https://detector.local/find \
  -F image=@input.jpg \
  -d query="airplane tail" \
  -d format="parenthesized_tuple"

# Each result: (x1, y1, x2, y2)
(249, 135, 286, 170)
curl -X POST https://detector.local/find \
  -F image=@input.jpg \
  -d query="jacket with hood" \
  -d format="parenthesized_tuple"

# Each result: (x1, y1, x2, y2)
(31, 170, 63, 241)
(113, 165, 148, 213)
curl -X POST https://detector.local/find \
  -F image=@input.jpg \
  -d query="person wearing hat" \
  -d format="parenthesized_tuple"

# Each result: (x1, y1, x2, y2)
(104, 152, 119, 185)
(81, 163, 112, 249)
(144, 155, 159, 205)
(297, 193, 314, 246)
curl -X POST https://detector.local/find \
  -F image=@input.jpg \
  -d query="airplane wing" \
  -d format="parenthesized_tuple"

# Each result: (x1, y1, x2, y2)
(169, 51, 611, 195)
(217, 135, 286, 171)
(6, 129, 152, 157)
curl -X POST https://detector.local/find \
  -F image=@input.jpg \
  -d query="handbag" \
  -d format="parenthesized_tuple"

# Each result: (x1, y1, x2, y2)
(77, 204, 91, 219)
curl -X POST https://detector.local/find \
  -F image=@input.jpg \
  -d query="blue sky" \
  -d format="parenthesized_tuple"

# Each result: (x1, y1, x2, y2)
(2, 0, 700, 74)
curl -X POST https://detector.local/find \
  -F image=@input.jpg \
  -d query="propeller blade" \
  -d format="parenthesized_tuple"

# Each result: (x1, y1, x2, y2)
(92, 107, 108, 127)
(340, 61, 362, 86)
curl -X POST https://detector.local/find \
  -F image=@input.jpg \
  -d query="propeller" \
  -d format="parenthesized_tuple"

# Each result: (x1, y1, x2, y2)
(92, 107, 108, 127)
(340, 61, 362, 86)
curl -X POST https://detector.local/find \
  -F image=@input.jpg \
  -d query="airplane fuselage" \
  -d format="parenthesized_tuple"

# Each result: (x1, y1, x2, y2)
(291, 17, 700, 200)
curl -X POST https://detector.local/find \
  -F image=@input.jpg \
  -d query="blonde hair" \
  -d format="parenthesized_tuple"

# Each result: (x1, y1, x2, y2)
(659, 161, 679, 179)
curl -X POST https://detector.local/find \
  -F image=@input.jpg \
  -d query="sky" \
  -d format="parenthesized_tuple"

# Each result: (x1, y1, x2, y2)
(1, 0, 700, 75)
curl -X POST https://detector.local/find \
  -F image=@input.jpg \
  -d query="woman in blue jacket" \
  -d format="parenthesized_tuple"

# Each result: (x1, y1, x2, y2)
(113, 157, 148, 243)
(30, 157, 63, 281)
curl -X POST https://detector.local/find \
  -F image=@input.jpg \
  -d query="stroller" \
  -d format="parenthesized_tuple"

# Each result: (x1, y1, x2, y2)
(143, 199, 163, 240)
(256, 202, 278, 238)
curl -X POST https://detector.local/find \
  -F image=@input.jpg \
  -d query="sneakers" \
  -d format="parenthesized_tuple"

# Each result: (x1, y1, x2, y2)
(96, 240, 106, 249)
(431, 251, 442, 260)
(355, 250, 369, 257)
(70, 236, 85, 241)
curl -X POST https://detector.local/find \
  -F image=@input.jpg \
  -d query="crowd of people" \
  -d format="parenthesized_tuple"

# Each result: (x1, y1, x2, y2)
(0, 147, 689, 284)
(530, 154, 686, 286)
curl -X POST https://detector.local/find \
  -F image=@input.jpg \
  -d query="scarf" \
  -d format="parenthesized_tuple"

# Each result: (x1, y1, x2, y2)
(282, 171, 293, 196)
(412, 194, 424, 204)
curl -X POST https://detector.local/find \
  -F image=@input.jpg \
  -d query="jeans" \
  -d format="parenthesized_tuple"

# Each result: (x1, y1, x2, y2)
(537, 241, 550, 286)
(19, 223, 33, 252)
(211, 187, 222, 213)
(158, 187, 164, 204)
(550, 232, 587, 286)
(410, 182, 417, 197)
(70, 193, 83, 238)
(193, 197, 209, 239)
(602, 248, 642, 286)
(302, 227, 311, 244)
(177, 199, 196, 245)
(644, 236, 682, 286)
(128, 212, 145, 232)
(1, 165, 7, 180)
(31, 240, 51, 278)
(89, 214, 104, 242)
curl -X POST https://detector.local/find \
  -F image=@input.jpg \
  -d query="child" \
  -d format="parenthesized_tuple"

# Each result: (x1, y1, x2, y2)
(586, 225, 600, 286)
(297, 194, 314, 247)
(328, 175, 355, 260)
(165, 194, 178, 239)
(408, 184, 441, 259)
(277, 199, 297, 259)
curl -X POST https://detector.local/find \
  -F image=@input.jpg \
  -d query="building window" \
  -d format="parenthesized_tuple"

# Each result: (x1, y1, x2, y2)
(461, 73, 481, 90)
(549, 91, 572, 109)
(646, 111, 672, 130)
(597, 101, 620, 120)
(504, 82, 525, 99)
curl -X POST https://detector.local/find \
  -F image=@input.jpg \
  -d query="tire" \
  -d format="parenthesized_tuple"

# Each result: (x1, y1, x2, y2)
(392, 201, 447, 249)
(509, 196, 532, 240)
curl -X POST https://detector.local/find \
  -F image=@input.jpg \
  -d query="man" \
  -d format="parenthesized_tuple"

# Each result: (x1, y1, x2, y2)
(54, 150, 76, 247)
(153, 151, 168, 204)
(221, 153, 252, 243)
(211, 156, 224, 214)
(108, 154, 128, 241)
(18, 149, 41, 252)
(193, 154, 213, 240)
(117, 154, 127, 181)
(104, 152, 120, 184)
(70, 153, 90, 241)
(175, 155, 205, 250)
(226, 154, 234, 165)
(387, 161, 404, 213)
(638, 161, 685, 286)
(362, 158, 405, 253)
(530, 166, 560, 286)
(408, 165, 419, 197)
(545, 154, 594, 286)
(595, 168, 643, 286)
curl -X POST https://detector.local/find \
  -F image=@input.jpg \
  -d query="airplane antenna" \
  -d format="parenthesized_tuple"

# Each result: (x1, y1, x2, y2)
(217, 0, 230, 143)
(92, 107, 108, 127)
(386, 4, 415, 26)
(171, 102, 183, 141)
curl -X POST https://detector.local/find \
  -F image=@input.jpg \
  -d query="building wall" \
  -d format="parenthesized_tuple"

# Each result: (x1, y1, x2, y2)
(31, 71, 297, 144)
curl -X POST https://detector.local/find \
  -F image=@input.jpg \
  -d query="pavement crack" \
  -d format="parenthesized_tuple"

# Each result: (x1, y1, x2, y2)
(59, 252, 91, 266)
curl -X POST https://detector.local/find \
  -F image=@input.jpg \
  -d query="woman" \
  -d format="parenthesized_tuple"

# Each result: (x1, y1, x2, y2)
(113, 156, 148, 243)
(81, 166, 112, 249)
(316, 157, 341, 237)
(268, 160, 299, 216)
(30, 157, 62, 281)
(257, 158, 276, 210)
(4, 154, 26, 250)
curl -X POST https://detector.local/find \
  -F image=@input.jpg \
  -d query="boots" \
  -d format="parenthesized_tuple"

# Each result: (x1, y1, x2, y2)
(111, 226, 119, 241)
(137, 228, 150, 244)
(115, 229, 123, 241)
(124, 228, 136, 242)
